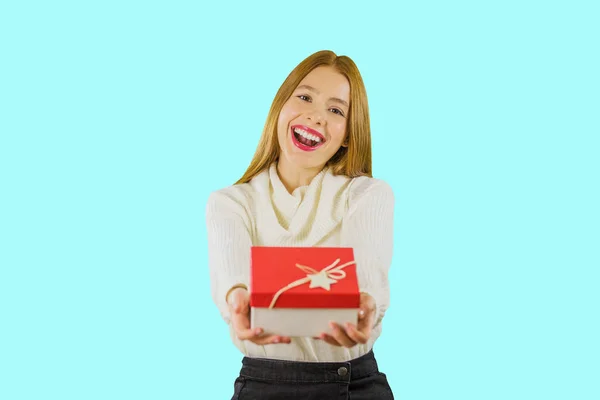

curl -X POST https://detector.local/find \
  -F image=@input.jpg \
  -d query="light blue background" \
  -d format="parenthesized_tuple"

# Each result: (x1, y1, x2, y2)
(1, 1, 598, 399)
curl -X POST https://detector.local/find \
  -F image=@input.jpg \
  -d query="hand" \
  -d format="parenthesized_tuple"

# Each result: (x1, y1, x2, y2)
(227, 287, 292, 345)
(316, 292, 376, 348)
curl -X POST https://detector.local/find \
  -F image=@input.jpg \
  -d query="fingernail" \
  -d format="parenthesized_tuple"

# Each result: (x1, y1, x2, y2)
(254, 328, 262, 335)
(329, 322, 336, 329)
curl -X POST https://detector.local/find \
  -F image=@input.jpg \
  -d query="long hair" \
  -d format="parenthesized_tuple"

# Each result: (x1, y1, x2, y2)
(235, 50, 372, 184)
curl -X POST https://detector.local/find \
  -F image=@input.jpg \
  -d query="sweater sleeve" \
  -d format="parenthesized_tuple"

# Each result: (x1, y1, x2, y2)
(341, 179, 395, 329)
(205, 190, 253, 325)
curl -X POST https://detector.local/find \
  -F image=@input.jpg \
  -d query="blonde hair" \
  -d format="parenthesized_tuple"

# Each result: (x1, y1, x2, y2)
(235, 50, 372, 185)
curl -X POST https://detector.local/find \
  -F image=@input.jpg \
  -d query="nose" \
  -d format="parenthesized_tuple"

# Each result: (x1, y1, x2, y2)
(306, 109, 326, 125)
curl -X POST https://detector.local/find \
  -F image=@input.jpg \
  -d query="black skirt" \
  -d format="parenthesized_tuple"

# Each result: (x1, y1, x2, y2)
(230, 350, 394, 399)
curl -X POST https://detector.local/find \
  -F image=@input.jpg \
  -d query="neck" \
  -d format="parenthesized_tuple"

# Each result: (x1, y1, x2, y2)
(276, 159, 324, 193)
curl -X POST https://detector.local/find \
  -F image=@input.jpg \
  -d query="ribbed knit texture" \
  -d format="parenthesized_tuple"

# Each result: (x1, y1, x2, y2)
(206, 163, 395, 362)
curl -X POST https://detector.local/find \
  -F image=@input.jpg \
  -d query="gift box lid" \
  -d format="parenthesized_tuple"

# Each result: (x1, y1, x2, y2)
(249, 246, 360, 309)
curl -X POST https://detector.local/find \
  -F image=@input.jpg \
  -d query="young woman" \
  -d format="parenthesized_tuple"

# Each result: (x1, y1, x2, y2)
(206, 50, 395, 399)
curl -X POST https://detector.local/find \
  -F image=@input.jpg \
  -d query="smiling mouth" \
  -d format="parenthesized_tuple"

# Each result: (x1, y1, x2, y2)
(291, 126, 326, 151)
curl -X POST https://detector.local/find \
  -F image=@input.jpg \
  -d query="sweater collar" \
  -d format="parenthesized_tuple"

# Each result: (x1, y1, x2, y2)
(269, 162, 328, 199)
(249, 161, 351, 242)
(267, 162, 329, 220)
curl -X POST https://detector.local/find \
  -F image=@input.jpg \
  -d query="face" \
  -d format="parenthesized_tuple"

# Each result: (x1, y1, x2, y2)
(277, 66, 350, 173)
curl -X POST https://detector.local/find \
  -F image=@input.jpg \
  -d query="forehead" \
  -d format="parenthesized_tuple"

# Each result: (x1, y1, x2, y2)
(297, 66, 350, 102)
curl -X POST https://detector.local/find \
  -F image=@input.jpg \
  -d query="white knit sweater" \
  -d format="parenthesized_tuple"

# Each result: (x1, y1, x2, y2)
(206, 162, 395, 362)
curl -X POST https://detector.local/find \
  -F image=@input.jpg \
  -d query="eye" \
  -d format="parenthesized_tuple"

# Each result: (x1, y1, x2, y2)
(297, 94, 311, 102)
(330, 108, 345, 117)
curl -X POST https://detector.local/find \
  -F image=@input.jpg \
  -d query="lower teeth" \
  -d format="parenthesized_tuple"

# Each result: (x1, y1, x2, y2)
(295, 132, 316, 147)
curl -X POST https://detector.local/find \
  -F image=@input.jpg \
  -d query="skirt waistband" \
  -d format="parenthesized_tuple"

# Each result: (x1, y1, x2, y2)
(239, 350, 380, 384)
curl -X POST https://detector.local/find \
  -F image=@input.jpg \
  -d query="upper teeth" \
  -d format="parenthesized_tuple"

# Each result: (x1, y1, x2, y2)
(294, 128, 321, 143)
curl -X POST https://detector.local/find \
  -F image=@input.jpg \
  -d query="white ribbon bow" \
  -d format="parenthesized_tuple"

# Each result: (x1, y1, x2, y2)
(268, 258, 356, 309)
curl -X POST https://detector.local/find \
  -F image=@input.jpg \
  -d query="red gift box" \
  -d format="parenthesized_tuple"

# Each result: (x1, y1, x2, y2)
(249, 246, 360, 337)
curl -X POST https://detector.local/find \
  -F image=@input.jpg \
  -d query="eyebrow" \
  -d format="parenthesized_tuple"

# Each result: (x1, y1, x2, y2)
(296, 84, 349, 108)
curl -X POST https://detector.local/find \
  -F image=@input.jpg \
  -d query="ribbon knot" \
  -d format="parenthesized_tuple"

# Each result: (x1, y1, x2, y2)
(268, 258, 356, 309)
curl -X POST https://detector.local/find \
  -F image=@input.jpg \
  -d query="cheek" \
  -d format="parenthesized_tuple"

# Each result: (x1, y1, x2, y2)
(277, 105, 295, 133)
(330, 120, 348, 144)
(277, 107, 297, 150)
(280, 100, 301, 120)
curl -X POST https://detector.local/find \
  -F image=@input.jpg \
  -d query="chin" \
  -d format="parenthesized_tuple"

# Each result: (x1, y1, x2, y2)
(280, 146, 325, 171)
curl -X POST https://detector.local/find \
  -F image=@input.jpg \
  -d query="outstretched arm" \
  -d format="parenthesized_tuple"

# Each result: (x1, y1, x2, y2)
(342, 180, 395, 330)
(205, 191, 252, 325)
(205, 190, 292, 345)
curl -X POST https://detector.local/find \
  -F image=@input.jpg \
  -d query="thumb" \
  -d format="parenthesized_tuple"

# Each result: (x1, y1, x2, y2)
(358, 293, 375, 320)
(231, 289, 248, 313)
(358, 308, 366, 320)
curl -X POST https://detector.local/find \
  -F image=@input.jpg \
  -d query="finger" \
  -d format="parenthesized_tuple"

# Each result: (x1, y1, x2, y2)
(328, 322, 357, 348)
(344, 322, 369, 344)
(236, 327, 291, 344)
(228, 291, 292, 345)
(251, 334, 292, 345)
(230, 308, 291, 344)
(233, 322, 288, 343)
(319, 333, 342, 347)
